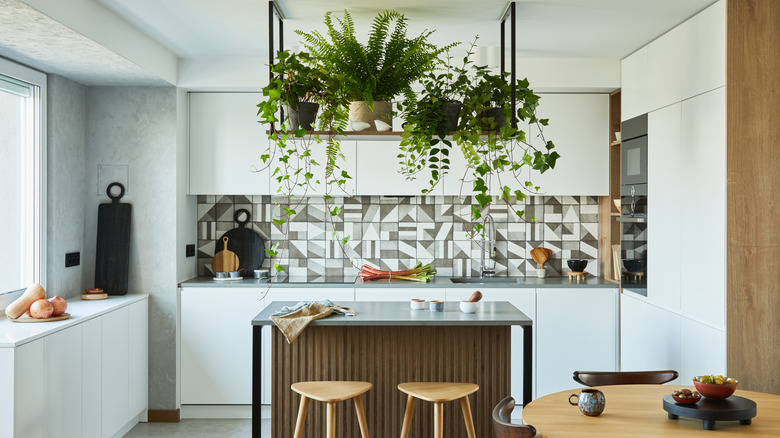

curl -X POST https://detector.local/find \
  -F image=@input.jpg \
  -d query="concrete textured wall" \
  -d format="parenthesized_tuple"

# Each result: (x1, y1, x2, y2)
(84, 86, 178, 409)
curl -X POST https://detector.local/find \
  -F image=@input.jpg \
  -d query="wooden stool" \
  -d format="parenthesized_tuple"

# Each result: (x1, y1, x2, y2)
(398, 382, 479, 438)
(292, 381, 372, 438)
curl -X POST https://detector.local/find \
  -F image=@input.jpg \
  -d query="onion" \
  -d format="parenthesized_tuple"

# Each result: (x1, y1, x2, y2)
(49, 296, 68, 316)
(30, 299, 54, 319)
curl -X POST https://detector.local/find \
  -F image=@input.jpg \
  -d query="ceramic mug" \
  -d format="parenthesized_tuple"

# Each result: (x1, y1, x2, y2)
(429, 300, 444, 312)
(410, 298, 426, 310)
(569, 388, 606, 417)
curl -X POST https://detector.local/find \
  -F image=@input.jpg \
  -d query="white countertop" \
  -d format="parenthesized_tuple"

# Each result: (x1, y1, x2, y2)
(0, 294, 148, 348)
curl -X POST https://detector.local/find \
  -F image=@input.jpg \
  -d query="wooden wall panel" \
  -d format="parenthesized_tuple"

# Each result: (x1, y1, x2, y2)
(726, 0, 780, 395)
(272, 325, 511, 437)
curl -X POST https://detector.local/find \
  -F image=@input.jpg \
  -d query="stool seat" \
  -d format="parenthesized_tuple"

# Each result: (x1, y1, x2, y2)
(292, 381, 373, 402)
(398, 382, 479, 403)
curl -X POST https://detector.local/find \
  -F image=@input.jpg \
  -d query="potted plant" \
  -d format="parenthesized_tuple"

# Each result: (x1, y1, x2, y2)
(256, 50, 337, 131)
(295, 10, 456, 131)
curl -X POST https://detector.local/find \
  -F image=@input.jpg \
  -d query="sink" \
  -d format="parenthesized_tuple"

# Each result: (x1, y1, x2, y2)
(449, 277, 523, 284)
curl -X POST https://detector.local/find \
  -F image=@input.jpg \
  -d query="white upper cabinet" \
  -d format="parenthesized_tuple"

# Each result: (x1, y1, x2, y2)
(647, 27, 682, 113)
(681, 0, 726, 99)
(270, 140, 357, 197)
(527, 94, 609, 196)
(355, 140, 444, 195)
(189, 92, 270, 195)
(621, 47, 649, 121)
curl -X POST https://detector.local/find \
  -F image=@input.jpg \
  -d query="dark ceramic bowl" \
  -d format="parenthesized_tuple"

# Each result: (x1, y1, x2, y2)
(567, 259, 588, 272)
(622, 259, 645, 272)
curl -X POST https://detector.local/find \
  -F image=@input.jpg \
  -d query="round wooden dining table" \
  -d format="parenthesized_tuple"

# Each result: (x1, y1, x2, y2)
(522, 384, 780, 437)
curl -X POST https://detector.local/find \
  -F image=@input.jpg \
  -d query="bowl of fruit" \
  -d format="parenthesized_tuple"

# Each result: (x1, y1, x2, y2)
(672, 388, 701, 404)
(694, 375, 738, 399)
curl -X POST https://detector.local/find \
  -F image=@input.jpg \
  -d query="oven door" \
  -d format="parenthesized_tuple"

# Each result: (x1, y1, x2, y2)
(621, 135, 647, 186)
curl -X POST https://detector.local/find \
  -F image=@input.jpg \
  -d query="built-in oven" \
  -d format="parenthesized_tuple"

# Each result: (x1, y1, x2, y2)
(620, 114, 648, 294)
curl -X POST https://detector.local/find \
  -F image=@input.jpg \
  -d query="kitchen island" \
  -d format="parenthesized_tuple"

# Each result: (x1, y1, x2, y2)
(251, 300, 532, 438)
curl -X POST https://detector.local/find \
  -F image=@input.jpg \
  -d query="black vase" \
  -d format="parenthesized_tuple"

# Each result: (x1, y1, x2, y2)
(442, 102, 462, 132)
(478, 107, 506, 130)
(285, 102, 319, 130)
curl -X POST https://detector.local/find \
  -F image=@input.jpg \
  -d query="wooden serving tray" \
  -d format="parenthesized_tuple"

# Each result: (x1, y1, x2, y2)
(81, 293, 108, 300)
(8, 313, 70, 323)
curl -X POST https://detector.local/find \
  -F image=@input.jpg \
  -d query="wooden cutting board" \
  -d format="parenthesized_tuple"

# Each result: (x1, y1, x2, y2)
(212, 236, 240, 273)
(530, 247, 553, 269)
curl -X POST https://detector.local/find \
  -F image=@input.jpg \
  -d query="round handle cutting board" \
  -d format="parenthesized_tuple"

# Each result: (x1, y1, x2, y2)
(211, 236, 240, 273)
(215, 209, 265, 277)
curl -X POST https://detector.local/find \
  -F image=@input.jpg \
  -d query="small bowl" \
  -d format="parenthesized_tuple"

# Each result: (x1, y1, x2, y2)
(254, 269, 269, 279)
(694, 377, 738, 399)
(459, 301, 480, 314)
(672, 390, 701, 404)
(228, 271, 241, 278)
(215, 272, 228, 278)
(85, 288, 103, 295)
(410, 298, 426, 310)
(622, 259, 645, 273)
(429, 300, 444, 312)
(567, 259, 588, 272)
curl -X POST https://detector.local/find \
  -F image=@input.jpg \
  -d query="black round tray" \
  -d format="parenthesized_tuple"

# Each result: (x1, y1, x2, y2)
(663, 394, 756, 430)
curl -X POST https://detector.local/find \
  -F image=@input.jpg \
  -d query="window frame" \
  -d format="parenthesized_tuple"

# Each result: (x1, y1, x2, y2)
(0, 57, 47, 303)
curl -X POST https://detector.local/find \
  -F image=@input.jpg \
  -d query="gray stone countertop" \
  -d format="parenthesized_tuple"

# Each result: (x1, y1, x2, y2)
(180, 275, 618, 289)
(251, 300, 532, 327)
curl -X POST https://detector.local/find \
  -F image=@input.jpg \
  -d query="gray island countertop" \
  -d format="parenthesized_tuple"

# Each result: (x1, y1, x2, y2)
(251, 301, 532, 327)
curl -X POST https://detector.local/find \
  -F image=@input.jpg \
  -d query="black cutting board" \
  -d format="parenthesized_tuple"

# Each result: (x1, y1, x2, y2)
(95, 183, 131, 295)
(215, 209, 265, 277)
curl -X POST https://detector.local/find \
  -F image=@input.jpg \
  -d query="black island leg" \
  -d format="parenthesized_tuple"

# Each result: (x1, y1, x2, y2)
(523, 324, 533, 407)
(252, 325, 263, 438)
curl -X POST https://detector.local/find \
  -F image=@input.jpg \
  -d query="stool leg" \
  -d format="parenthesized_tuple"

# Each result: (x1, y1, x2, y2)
(353, 394, 370, 438)
(434, 402, 444, 438)
(400, 395, 416, 438)
(293, 396, 309, 438)
(460, 396, 476, 438)
(327, 402, 337, 438)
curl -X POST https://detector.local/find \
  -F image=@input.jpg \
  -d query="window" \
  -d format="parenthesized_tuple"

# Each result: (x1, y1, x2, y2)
(0, 58, 46, 296)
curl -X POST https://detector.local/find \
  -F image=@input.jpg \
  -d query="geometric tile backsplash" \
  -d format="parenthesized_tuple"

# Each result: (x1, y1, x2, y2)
(197, 195, 600, 280)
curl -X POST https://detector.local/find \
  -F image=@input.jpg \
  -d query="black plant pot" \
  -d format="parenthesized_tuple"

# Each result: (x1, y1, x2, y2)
(442, 102, 462, 132)
(478, 107, 506, 130)
(285, 102, 319, 130)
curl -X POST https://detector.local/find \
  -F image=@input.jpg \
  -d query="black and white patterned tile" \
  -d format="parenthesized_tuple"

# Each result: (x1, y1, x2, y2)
(196, 195, 602, 277)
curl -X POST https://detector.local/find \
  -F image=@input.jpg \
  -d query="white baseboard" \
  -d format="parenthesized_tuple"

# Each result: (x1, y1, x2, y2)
(181, 405, 270, 419)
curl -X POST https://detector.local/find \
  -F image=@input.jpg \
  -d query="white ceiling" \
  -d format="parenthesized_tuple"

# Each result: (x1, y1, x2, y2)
(100, 0, 718, 59)
(0, 0, 169, 86)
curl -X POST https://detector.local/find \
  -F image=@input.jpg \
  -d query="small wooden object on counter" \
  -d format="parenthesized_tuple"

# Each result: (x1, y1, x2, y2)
(8, 313, 70, 323)
(467, 291, 483, 302)
(530, 247, 553, 269)
(567, 272, 588, 282)
(211, 236, 240, 273)
(81, 293, 108, 300)
(291, 381, 372, 438)
(398, 382, 479, 438)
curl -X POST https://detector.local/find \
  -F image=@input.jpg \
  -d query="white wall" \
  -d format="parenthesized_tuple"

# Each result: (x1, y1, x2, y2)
(84, 86, 178, 409)
(46, 75, 88, 300)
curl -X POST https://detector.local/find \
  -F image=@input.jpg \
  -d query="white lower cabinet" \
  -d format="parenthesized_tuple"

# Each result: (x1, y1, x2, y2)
(620, 292, 681, 378)
(0, 296, 148, 438)
(536, 288, 618, 398)
(46, 324, 83, 438)
(180, 286, 355, 409)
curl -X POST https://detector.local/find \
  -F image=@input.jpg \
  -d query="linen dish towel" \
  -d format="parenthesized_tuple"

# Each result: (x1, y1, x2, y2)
(270, 300, 355, 343)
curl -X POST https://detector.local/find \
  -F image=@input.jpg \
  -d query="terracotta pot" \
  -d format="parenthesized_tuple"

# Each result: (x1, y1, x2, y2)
(349, 101, 392, 131)
(284, 102, 319, 130)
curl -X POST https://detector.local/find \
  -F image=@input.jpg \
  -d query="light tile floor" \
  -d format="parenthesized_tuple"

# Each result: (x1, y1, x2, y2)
(125, 419, 270, 437)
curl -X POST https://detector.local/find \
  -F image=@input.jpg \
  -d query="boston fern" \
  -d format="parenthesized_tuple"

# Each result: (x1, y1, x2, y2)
(295, 10, 457, 104)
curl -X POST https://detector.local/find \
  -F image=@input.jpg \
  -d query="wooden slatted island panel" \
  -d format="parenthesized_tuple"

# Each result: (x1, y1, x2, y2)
(251, 301, 533, 438)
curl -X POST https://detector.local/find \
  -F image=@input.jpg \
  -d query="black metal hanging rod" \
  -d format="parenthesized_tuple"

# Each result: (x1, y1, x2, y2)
(500, 1, 517, 128)
(268, 0, 284, 132)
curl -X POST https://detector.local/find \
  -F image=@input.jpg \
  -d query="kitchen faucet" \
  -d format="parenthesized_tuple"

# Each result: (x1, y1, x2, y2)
(480, 214, 496, 277)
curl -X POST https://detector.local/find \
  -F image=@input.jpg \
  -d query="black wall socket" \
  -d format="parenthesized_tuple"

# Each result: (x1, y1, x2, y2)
(186, 244, 195, 257)
(65, 252, 80, 267)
